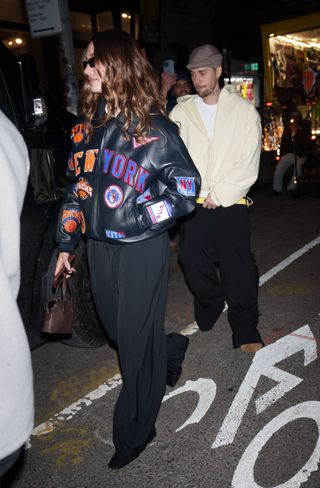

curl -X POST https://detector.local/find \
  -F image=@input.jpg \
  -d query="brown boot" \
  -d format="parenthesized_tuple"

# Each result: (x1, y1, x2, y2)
(240, 343, 264, 353)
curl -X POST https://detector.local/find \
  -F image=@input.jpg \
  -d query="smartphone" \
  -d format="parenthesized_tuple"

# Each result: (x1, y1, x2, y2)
(162, 59, 175, 75)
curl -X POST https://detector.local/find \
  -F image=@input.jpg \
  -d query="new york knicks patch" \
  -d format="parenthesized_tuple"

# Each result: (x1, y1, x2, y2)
(175, 177, 196, 196)
(62, 208, 82, 233)
(75, 177, 93, 199)
(146, 199, 173, 224)
(104, 185, 124, 209)
(71, 123, 87, 144)
(105, 229, 126, 239)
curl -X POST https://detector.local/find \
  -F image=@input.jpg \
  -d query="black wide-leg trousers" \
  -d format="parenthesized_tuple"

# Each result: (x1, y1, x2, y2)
(87, 234, 169, 460)
(179, 204, 262, 348)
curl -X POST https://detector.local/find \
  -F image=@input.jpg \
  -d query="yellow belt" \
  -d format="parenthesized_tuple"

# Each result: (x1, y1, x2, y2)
(196, 197, 250, 206)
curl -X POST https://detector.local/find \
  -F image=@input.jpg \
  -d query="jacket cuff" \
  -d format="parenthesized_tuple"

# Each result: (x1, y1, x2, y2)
(57, 242, 76, 254)
(142, 198, 174, 228)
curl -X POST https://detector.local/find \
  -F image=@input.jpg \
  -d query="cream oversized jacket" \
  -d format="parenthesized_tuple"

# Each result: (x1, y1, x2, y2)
(0, 110, 34, 460)
(169, 85, 262, 207)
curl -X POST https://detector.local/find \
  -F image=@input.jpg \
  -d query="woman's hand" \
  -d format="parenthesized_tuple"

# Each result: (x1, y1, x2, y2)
(54, 252, 76, 279)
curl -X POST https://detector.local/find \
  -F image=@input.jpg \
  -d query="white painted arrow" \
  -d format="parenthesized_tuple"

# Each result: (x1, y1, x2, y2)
(163, 378, 217, 432)
(212, 324, 317, 449)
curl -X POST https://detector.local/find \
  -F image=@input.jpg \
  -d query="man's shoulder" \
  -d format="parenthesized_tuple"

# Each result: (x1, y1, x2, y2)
(176, 94, 197, 108)
(169, 95, 197, 118)
(177, 94, 197, 103)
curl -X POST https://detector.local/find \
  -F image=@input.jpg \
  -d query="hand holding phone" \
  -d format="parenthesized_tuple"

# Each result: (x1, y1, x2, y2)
(162, 59, 175, 76)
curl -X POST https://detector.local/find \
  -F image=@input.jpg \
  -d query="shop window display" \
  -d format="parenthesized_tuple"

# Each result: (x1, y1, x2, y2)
(261, 14, 320, 152)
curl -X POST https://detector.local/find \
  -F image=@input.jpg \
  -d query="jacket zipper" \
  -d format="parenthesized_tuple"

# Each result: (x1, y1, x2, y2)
(90, 123, 109, 235)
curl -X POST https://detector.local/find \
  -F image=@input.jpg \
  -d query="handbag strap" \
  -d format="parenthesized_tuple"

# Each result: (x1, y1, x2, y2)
(53, 276, 71, 300)
(61, 277, 72, 300)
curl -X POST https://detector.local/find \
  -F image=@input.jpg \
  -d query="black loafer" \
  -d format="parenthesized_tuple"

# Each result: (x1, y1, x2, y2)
(167, 365, 182, 387)
(108, 427, 156, 470)
(166, 336, 189, 387)
(108, 453, 137, 470)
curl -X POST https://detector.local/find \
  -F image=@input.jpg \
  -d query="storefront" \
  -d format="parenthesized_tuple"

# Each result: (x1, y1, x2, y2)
(223, 72, 262, 109)
(260, 13, 320, 151)
(0, 0, 139, 107)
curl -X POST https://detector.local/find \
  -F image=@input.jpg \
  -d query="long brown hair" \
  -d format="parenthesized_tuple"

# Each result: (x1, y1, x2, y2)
(80, 29, 166, 139)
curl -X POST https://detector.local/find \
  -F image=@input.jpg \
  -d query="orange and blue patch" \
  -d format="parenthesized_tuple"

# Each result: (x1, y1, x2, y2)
(62, 208, 82, 233)
(75, 178, 93, 200)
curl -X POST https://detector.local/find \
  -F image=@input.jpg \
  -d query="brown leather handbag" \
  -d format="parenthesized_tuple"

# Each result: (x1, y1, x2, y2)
(42, 277, 73, 335)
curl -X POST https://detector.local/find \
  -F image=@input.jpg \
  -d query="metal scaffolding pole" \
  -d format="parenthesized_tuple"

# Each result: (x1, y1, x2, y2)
(58, 0, 79, 115)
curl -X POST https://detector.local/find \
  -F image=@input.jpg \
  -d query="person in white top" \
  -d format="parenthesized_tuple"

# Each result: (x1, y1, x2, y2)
(0, 110, 34, 477)
(170, 44, 264, 353)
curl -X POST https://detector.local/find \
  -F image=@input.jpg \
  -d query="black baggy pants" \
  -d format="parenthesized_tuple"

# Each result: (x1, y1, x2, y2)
(87, 234, 169, 460)
(179, 204, 262, 348)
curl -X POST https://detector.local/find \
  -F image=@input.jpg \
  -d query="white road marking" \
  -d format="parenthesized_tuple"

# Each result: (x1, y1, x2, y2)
(163, 378, 217, 432)
(31, 374, 122, 438)
(212, 324, 317, 449)
(31, 235, 320, 439)
(259, 235, 320, 286)
(232, 401, 320, 488)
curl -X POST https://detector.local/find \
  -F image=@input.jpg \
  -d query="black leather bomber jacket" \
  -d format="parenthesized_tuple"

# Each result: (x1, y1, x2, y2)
(56, 105, 201, 250)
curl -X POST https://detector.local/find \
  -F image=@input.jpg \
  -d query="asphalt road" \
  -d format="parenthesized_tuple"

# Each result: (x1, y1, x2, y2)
(3, 173, 320, 488)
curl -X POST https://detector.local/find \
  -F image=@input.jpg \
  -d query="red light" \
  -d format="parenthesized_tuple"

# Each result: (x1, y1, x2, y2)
(311, 135, 316, 140)
(265, 102, 273, 107)
(275, 155, 280, 161)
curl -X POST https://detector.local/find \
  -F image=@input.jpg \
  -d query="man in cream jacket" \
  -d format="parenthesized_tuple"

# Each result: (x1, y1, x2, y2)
(170, 44, 264, 353)
(0, 110, 34, 477)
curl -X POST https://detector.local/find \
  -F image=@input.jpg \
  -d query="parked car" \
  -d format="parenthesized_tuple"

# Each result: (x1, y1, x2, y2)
(0, 41, 106, 349)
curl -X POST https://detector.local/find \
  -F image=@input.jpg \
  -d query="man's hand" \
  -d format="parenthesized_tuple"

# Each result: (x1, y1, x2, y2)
(203, 193, 220, 209)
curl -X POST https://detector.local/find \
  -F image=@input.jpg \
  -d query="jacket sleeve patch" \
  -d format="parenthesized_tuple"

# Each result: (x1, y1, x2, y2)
(76, 177, 93, 199)
(62, 208, 82, 233)
(132, 135, 160, 149)
(174, 176, 196, 196)
(71, 123, 87, 144)
(146, 199, 173, 224)
(104, 184, 124, 209)
(105, 229, 126, 239)
(136, 187, 152, 204)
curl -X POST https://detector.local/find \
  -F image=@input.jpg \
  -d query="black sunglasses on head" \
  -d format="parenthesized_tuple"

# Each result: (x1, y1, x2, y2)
(82, 57, 95, 70)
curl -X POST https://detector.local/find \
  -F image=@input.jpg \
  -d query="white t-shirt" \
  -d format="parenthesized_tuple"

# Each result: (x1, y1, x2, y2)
(195, 96, 218, 198)
(195, 96, 218, 139)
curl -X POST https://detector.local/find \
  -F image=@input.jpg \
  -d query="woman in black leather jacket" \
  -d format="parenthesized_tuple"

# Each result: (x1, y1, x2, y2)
(54, 29, 200, 470)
